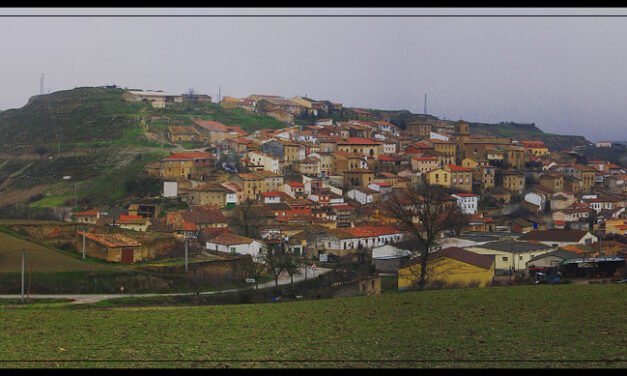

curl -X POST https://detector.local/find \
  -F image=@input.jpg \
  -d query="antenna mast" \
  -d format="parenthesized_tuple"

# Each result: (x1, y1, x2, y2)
(218, 85, 221, 103)
(424, 93, 427, 115)
(40, 74, 45, 95)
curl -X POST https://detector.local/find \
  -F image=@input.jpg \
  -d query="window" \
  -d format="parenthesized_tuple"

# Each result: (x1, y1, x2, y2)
(502, 256, 508, 261)
(519, 255, 523, 261)
(229, 247, 237, 254)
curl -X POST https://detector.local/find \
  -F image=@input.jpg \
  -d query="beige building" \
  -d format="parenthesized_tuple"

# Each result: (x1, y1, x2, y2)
(293, 157, 322, 177)
(426, 168, 451, 188)
(159, 152, 212, 180)
(446, 165, 473, 193)
(187, 183, 229, 207)
(336, 138, 383, 159)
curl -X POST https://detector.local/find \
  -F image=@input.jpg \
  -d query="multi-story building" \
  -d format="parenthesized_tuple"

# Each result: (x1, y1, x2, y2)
(451, 193, 479, 215)
(426, 168, 451, 189)
(446, 165, 473, 192)
(159, 152, 213, 180)
(497, 169, 526, 195)
(336, 138, 383, 159)
(539, 172, 564, 193)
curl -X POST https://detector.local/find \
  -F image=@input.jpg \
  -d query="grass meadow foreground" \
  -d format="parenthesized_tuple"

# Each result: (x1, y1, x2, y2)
(0, 284, 625, 368)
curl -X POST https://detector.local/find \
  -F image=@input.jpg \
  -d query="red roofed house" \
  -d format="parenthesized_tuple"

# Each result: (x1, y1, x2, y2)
(284, 181, 306, 198)
(322, 226, 404, 257)
(75, 232, 142, 263)
(74, 210, 101, 224)
(159, 151, 213, 180)
(205, 232, 265, 258)
(519, 140, 549, 156)
(445, 164, 474, 192)
(118, 214, 151, 232)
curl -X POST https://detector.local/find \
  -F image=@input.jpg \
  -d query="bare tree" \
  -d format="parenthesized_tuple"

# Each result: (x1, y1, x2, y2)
(228, 200, 267, 238)
(283, 251, 303, 288)
(385, 183, 469, 291)
(260, 247, 286, 289)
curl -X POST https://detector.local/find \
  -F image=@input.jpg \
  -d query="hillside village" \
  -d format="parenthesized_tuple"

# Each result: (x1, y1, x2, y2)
(47, 89, 627, 289)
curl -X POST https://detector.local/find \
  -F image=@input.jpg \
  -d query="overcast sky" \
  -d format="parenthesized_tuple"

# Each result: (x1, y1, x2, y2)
(1, 8, 626, 141)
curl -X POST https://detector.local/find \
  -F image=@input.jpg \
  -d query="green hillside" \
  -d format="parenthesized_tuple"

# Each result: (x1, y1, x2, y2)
(469, 122, 591, 151)
(0, 87, 287, 207)
(0, 284, 624, 368)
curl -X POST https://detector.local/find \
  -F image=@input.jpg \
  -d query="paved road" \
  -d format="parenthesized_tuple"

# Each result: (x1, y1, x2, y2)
(0, 266, 331, 305)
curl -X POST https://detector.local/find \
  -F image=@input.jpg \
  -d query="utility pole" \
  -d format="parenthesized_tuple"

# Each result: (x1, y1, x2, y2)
(218, 85, 221, 104)
(184, 237, 189, 272)
(82, 231, 86, 260)
(21, 250, 25, 304)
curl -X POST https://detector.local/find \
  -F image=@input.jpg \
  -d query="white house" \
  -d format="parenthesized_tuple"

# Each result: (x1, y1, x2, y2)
(259, 191, 283, 204)
(595, 141, 612, 148)
(465, 240, 554, 274)
(206, 233, 265, 257)
(518, 229, 598, 248)
(163, 181, 178, 198)
(347, 187, 376, 205)
(324, 226, 405, 254)
(524, 191, 547, 213)
(382, 142, 397, 155)
(429, 132, 449, 141)
(246, 151, 280, 173)
(451, 193, 478, 215)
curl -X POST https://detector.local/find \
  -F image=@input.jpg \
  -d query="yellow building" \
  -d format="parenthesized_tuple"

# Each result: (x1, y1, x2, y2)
(398, 247, 495, 290)
(498, 170, 526, 195)
(462, 158, 480, 169)
(429, 139, 457, 159)
(236, 173, 267, 201)
(343, 169, 375, 189)
(426, 168, 451, 188)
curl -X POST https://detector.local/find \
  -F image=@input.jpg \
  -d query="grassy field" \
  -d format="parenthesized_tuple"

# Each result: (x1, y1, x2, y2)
(0, 284, 624, 368)
(0, 231, 109, 273)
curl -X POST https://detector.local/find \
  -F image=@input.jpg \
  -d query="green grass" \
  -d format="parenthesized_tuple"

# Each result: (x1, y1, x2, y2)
(28, 194, 73, 208)
(0, 285, 624, 368)
(0, 230, 111, 273)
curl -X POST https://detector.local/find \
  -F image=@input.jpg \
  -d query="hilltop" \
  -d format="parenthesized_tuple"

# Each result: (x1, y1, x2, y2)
(0, 87, 286, 207)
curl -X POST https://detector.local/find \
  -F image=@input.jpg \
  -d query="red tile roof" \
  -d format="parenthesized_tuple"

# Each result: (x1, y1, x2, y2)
(77, 232, 141, 248)
(75, 210, 99, 217)
(287, 182, 304, 188)
(446, 164, 474, 172)
(164, 152, 212, 161)
(337, 137, 383, 145)
(119, 214, 145, 223)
